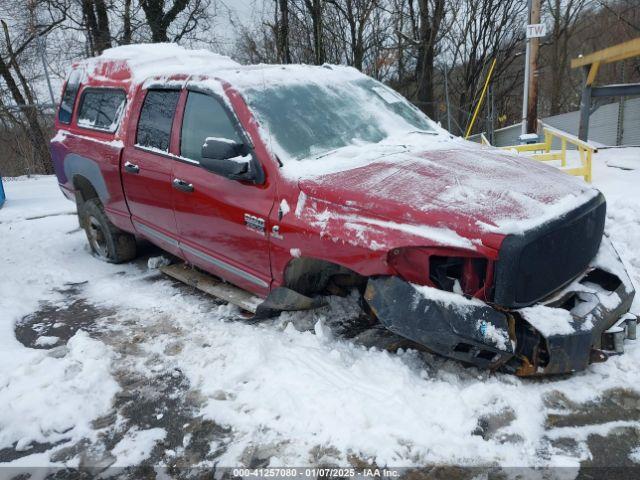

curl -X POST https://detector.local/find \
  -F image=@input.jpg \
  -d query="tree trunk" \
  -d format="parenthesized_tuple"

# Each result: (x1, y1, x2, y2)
(122, 0, 133, 45)
(415, 0, 444, 117)
(416, 44, 435, 115)
(81, 0, 112, 54)
(305, 0, 325, 64)
(354, 30, 364, 70)
(396, 0, 406, 84)
(94, 0, 112, 52)
(140, 0, 190, 43)
(278, 0, 291, 63)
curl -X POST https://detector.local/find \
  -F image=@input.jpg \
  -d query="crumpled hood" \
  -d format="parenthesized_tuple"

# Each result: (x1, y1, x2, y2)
(297, 146, 599, 251)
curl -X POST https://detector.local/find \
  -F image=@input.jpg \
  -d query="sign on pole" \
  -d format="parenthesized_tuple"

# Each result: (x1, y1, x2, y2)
(526, 23, 546, 38)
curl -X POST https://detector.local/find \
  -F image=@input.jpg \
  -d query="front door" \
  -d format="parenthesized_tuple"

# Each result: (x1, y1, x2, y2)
(121, 88, 181, 254)
(171, 88, 274, 295)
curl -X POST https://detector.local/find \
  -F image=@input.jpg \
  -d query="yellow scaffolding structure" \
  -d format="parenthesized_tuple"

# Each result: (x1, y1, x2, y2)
(571, 37, 640, 140)
(496, 125, 596, 183)
(571, 37, 640, 86)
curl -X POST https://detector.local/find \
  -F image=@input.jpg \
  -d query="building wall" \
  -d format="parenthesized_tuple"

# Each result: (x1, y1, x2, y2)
(622, 97, 640, 146)
(471, 97, 640, 147)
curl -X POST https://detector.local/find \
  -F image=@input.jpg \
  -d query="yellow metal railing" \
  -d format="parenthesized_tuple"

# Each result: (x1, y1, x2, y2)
(498, 124, 596, 183)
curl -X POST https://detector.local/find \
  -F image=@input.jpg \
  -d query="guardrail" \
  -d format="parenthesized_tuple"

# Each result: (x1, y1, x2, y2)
(498, 124, 596, 183)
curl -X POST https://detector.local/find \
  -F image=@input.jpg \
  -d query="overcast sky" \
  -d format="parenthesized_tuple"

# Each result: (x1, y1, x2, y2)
(214, 0, 267, 51)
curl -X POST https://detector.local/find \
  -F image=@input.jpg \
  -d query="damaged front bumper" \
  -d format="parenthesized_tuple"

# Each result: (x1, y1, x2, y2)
(364, 238, 636, 376)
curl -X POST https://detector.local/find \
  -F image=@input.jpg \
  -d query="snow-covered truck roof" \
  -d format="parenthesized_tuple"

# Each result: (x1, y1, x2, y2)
(74, 43, 364, 91)
(76, 43, 240, 84)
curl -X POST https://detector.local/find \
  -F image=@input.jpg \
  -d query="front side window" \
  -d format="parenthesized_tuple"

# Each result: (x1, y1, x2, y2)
(180, 91, 241, 162)
(58, 69, 82, 124)
(77, 89, 126, 132)
(136, 89, 181, 152)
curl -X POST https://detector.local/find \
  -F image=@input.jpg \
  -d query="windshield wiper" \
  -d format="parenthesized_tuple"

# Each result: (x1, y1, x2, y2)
(313, 146, 348, 160)
(312, 143, 409, 161)
(406, 130, 438, 135)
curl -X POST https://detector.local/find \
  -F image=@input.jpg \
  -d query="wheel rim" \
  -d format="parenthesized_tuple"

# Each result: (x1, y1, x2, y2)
(88, 216, 109, 259)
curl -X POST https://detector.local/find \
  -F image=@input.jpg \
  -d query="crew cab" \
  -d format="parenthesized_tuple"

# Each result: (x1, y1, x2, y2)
(50, 44, 636, 376)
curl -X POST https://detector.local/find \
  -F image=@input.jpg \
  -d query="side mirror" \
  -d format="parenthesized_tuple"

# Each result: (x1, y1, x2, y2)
(200, 137, 253, 180)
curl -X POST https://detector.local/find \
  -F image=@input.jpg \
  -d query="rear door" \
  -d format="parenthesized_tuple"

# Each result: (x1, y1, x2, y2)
(121, 88, 182, 254)
(171, 87, 275, 296)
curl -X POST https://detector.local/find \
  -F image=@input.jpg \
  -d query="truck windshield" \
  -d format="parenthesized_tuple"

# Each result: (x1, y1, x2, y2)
(243, 78, 438, 163)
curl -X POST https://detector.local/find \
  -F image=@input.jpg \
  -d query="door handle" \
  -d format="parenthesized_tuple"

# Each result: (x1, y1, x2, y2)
(124, 161, 140, 174)
(172, 178, 194, 193)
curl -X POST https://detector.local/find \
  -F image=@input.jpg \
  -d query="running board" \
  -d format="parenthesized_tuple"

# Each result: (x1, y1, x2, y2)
(160, 263, 263, 313)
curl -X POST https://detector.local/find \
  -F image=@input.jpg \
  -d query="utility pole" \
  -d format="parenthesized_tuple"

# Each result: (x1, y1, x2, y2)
(521, 0, 544, 139)
(526, 0, 542, 134)
(521, 0, 532, 137)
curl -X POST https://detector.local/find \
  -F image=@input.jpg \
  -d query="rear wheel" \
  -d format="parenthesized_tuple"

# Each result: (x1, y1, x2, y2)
(81, 198, 137, 263)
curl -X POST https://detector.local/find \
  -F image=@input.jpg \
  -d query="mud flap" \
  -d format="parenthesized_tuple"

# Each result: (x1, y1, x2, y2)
(364, 276, 514, 369)
(254, 287, 327, 320)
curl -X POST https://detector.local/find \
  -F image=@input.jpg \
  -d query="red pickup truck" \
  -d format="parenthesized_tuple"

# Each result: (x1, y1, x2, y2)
(50, 44, 635, 375)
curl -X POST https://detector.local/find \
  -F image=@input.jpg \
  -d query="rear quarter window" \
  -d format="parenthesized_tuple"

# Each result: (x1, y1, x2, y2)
(136, 89, 181, 152)
(77, 89, 126, 132)
(58, 69, 82, 124)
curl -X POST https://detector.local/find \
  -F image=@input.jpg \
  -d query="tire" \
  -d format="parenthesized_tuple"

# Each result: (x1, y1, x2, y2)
(81, 198, 137, 263)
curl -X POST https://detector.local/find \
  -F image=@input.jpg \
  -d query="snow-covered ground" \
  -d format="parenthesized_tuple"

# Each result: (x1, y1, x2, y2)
(0, 148, 639, 474)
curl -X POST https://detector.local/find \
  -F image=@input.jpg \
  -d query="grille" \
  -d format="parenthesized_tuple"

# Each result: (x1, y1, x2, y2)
(493, 193, 606, 308)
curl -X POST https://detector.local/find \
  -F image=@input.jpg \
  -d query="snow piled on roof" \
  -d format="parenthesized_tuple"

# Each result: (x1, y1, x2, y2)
(217, 63, 364, 89)
(82, 43, 240, 83)
(82, 43, 362, 89)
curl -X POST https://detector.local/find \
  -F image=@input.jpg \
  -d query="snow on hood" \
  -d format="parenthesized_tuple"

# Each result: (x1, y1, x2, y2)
(294, 140, 599, 250)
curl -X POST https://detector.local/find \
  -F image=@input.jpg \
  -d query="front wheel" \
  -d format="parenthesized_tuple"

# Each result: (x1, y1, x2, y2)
(81, 198, 137, 263)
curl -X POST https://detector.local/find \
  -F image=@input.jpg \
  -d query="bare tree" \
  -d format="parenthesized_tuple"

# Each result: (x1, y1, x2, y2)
(544, 0, 593, 115)
(446, 0, 526, 131)
(139, 0, 210, 42)
(326, 0, 379, 70)
(0, 1, 68, 174)
(413, 0, 445, 116)
(303, 0, 326, 64)
(122, 0, 133, 44)
(391, 0, 408, 84)
(275, 0, 292, 62)
(81, 0, 112, 54)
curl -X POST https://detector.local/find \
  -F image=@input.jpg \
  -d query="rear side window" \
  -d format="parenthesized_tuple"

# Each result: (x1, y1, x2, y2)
(180, 91, 242, 162)
(136, 90, 181, 152)
(77, 89, 126, 132)
(58, 69, 82, 124)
